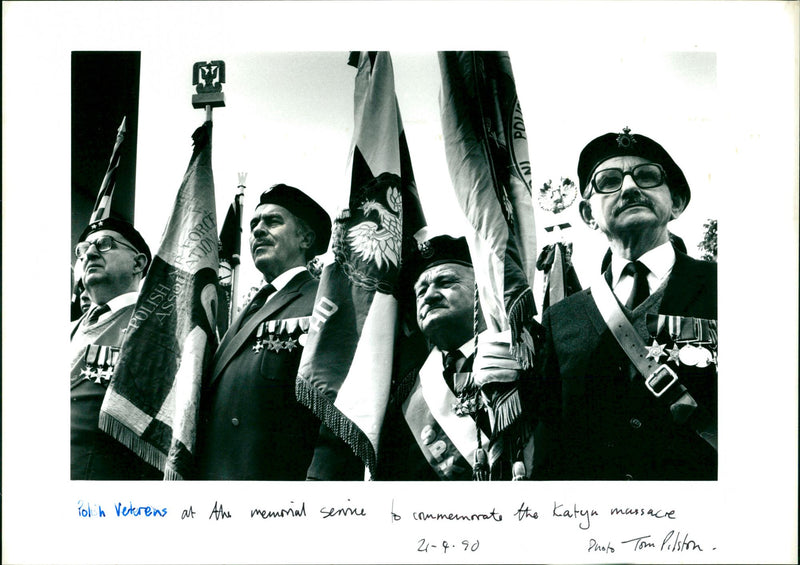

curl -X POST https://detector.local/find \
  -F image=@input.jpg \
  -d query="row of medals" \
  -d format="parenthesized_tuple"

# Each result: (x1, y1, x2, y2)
(252, 323, 301, 353)
(81, 346, 119, 385)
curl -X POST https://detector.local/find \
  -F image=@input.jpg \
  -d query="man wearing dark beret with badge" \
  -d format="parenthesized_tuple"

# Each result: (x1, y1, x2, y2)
(533, 127, 718, 480)
(196, 183, 332, 480)
(373, 234, 535, 480)
(71, 217, 161, 479)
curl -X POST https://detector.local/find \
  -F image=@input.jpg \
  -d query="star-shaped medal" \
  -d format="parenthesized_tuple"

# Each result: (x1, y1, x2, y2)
(666, 345, 681, 363)
(282, 336, 298, 351)
(645, 339, 666, 361)
(266, 335, 283, 352)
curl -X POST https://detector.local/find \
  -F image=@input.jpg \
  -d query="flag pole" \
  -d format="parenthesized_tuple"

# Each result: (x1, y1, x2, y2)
(192, 59, 227, 329)
(228, 173, 246, 325)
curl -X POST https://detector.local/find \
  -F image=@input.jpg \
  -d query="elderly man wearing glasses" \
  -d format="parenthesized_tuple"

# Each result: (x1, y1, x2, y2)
(532, 128, 718, 481)
(70, 217, 161, 479)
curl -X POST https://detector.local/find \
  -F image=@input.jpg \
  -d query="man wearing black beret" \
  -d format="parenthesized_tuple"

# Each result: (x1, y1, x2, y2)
(304, 234, 536, 480)
(71, 217, 161, 479)
(376, 235, 535, 480)
(196, 183, 332, 480)
(534, 127, 718, 480)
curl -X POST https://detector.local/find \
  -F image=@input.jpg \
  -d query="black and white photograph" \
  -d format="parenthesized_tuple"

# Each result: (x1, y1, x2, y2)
(3, 2, 798, 564)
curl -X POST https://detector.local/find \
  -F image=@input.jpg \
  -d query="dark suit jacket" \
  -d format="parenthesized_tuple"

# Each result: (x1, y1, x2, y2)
(196, 270, 322, 480)
(534, 252, 717, 480)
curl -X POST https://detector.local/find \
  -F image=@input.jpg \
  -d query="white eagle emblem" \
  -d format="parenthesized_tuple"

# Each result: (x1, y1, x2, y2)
(346, 186, 402, 270)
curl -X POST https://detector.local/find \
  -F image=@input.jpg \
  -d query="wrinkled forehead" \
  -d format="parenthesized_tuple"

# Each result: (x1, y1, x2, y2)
(414, 262, 474, 289)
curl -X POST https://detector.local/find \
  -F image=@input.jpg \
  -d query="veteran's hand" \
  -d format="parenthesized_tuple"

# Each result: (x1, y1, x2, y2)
(473, 330, 522, 387)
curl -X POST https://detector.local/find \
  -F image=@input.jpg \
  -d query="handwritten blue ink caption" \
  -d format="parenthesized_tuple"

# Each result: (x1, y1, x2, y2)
(77, 501, 167, 518)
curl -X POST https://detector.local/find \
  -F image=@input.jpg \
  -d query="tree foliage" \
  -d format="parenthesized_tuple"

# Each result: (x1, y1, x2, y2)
(698, 218, 717, 262)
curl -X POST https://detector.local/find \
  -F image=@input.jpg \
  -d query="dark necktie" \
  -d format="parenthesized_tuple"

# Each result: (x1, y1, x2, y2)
(84, 303, 110, 327)
(442, 350, 464, 393)
(623, 261, 650, 310)
(240, 283, 276, 325)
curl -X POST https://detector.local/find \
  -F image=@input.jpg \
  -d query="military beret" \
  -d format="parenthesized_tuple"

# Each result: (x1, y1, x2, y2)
(79, 217, 152, 274)
(258, 183, 332, 257)
(577, 127, 691, 206)
(403, 234, 472, 287)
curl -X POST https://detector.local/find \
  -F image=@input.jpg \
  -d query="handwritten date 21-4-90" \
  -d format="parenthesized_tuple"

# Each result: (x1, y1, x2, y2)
(418, 539, 480, 554)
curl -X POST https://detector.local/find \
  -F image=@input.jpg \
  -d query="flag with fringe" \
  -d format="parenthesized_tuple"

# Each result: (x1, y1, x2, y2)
(296, 52, 426, 478)
(99, 121, 219, 480)
(438, 51, 538, 471)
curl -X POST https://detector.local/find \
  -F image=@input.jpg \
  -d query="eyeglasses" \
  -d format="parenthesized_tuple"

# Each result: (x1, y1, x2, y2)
(75, 235, 138, 259)
(590, 163, 666, 194)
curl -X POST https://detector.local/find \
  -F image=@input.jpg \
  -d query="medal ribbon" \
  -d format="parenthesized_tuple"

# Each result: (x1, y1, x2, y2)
(591, 274, 718, 450)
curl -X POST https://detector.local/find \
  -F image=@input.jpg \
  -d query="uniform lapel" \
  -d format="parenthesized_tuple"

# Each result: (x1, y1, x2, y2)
(210, 270, 311, 386)
(660, 252, 708, 315)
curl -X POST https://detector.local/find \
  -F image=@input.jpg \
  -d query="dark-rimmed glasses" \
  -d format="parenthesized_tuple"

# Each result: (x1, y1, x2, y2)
(75, 235, 138, 260)
(590, 163, 666, 194)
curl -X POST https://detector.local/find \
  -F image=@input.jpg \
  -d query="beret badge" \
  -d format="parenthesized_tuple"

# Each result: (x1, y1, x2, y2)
(418, 240, 434, 259)
(616, 126, 637, 148)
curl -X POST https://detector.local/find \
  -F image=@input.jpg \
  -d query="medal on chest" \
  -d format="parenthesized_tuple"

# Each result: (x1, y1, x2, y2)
(80, 344, 120, 386)
(647, 314, 718, 368)
(252, 316, 309, 354)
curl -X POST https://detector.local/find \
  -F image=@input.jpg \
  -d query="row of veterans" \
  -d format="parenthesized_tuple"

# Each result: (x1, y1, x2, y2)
(70, 128, 717, 481)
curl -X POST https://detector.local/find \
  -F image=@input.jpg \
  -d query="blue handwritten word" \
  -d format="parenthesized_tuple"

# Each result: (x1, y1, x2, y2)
(114, 502, 167, 517)
(78, 500, 105, 518)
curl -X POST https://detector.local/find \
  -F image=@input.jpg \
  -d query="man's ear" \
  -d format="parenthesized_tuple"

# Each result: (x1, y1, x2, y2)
(132, 253, 148, 275)
(579, 200, 598, 229)
(670, 192, 687, 220)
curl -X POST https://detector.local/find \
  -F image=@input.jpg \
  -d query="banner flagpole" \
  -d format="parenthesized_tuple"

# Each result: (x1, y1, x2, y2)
(229, 173, 246, 325)
(98, 60, 226, 479)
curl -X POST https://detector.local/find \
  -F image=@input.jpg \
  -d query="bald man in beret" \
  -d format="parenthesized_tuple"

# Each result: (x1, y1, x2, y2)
(533, 128, 718, 480)
(196, 184, 332, 480)
(71, 217, 161, 480)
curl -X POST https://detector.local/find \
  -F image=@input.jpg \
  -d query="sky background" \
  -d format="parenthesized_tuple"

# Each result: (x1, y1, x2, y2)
(2, 2, 798, 564)
(129, 48, 719, 306)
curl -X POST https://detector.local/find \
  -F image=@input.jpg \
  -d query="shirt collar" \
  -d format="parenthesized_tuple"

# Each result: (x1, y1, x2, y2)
(266, 266, 307, 294)
(104, 291, 139, 313)
(433, 338, 476, 363)
(610, 240, 675, 287)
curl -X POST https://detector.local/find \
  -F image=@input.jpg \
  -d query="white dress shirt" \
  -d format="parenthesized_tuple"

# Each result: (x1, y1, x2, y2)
(609, 241, 676, 303)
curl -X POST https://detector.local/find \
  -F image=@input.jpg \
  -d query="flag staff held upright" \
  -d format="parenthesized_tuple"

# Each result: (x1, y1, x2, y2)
(229, 173, 246, 323)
